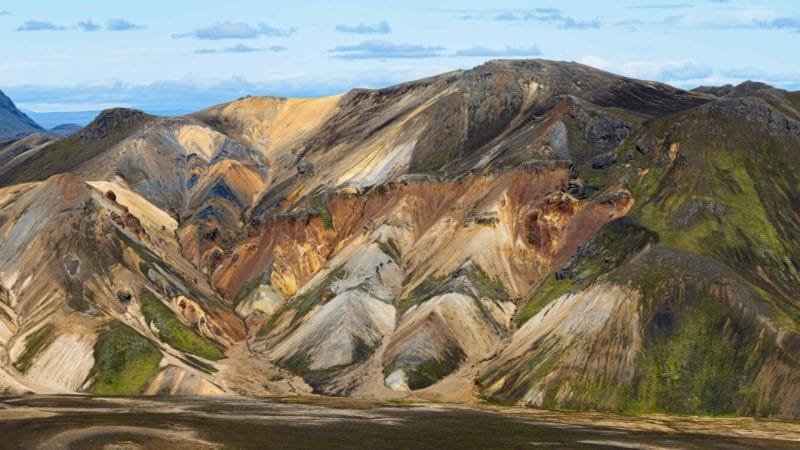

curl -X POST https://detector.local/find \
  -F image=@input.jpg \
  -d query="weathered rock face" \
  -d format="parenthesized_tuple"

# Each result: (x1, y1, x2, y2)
(1, 60, 800, 419)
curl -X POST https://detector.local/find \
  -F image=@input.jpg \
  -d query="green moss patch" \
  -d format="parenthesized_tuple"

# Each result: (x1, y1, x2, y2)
(116, 228, 160, 273)
(515, 278, 572, 328)
(624, 262, 770, 416)
(291, 265, 345, 319)
(13, 325, 56, 374)
(627, 111, 800, 307)
(377, 238, 402, 263)
(258, 265, 345, 338)
(465, 265, 510, 303)
(477, 345, 566, 405)
(139, 289, 224, 361)
(384, 343, 467, 391)
(636, 148, 783, 261)
(279, 336, 373, 393)
(78, 216, 119, 277)
(397, 274, 449, 315)
(405, 344, 466, 390)
(317, 203, 334, 230)
(515, 217, 658, 327)
(89, 322, 162, 396)
(234, 279, 260, 307)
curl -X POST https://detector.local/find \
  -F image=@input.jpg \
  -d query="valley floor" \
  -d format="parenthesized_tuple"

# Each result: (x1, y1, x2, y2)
(1, 396, 799, 449)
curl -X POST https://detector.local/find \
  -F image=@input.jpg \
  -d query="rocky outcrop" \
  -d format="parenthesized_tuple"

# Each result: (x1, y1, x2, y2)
(79, 108, 147, 142)
(696, 97, 800, 135)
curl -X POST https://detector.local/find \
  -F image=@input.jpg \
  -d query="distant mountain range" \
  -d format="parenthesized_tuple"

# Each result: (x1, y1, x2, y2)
(19, 109, 100, 130)
(0, 90, 45, 141)
(2, 91, 192, 139)
(21, 109, 192, 130)
(0, 91, 87, 140)
(1, 60, 799, 419)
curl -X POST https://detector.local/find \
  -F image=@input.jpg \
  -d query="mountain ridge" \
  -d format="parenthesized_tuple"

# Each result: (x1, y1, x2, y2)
(0, 89, 45, 142)
(0, 59, 799, 419)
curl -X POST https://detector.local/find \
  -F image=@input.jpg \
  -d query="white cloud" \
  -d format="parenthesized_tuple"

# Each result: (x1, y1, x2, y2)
(328, 40, 445, 59)
(454, 46, 542, 57)
(577, 55, 799, 90)
(335, 21, 391, 34)
(174, 22, 295, 39)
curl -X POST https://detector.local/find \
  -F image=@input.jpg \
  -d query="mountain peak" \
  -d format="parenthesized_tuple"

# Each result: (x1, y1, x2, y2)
(735, 80, 775, 91)
(727, 80, 781, 98)
(0, 89, 45, 141)
(80, 108, 149, 141)
(0, 89, 15, 109)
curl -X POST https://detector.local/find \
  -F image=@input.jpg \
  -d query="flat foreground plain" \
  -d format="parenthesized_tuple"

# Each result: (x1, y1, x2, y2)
(1, 396, 800, 449)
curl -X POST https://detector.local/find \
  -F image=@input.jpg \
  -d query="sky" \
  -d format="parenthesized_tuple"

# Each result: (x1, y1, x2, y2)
(0, 0, 798, 113)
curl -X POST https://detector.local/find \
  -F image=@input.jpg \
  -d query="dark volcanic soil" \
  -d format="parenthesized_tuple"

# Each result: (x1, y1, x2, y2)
(1, 396, 799, 449)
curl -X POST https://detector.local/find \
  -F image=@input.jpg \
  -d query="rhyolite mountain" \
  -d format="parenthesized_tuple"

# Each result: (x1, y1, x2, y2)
(0, 59, 799, 418)
(0, 90, 45, 142)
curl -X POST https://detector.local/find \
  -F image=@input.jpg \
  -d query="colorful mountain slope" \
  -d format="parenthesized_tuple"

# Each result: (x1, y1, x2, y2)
(0, 60, 798, 419)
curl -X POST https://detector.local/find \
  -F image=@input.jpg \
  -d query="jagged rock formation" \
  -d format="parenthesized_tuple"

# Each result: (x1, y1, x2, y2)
(0, 60, 799, 419)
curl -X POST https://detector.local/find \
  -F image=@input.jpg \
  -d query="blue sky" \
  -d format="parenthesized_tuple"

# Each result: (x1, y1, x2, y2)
(0, 0, 798, 112)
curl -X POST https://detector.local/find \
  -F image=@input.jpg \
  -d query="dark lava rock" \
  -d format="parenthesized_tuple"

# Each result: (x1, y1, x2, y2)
(591, 152, 618, 170)
(466, 211, 499, 225)
(570, 103, 632, 149)
(599, 190, 632, 207)
(210, 249, 224, 266)
(585, 183, 601, 194)
(63, 255, 80, 277)
(555, 267, 577, 280)
(363, 219, 376, 232)
(696, 97, 800, 136)
(635, 134, 657, 155)
(567, 181, 602, 199)
(116, 290, 132, 304)
(567, 184, 582, 197)
(203, 227, 220, 241)
(297, 163, 314, 176)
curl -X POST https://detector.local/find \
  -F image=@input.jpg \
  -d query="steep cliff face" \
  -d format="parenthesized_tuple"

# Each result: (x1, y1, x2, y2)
(0, 60, 799, 419)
